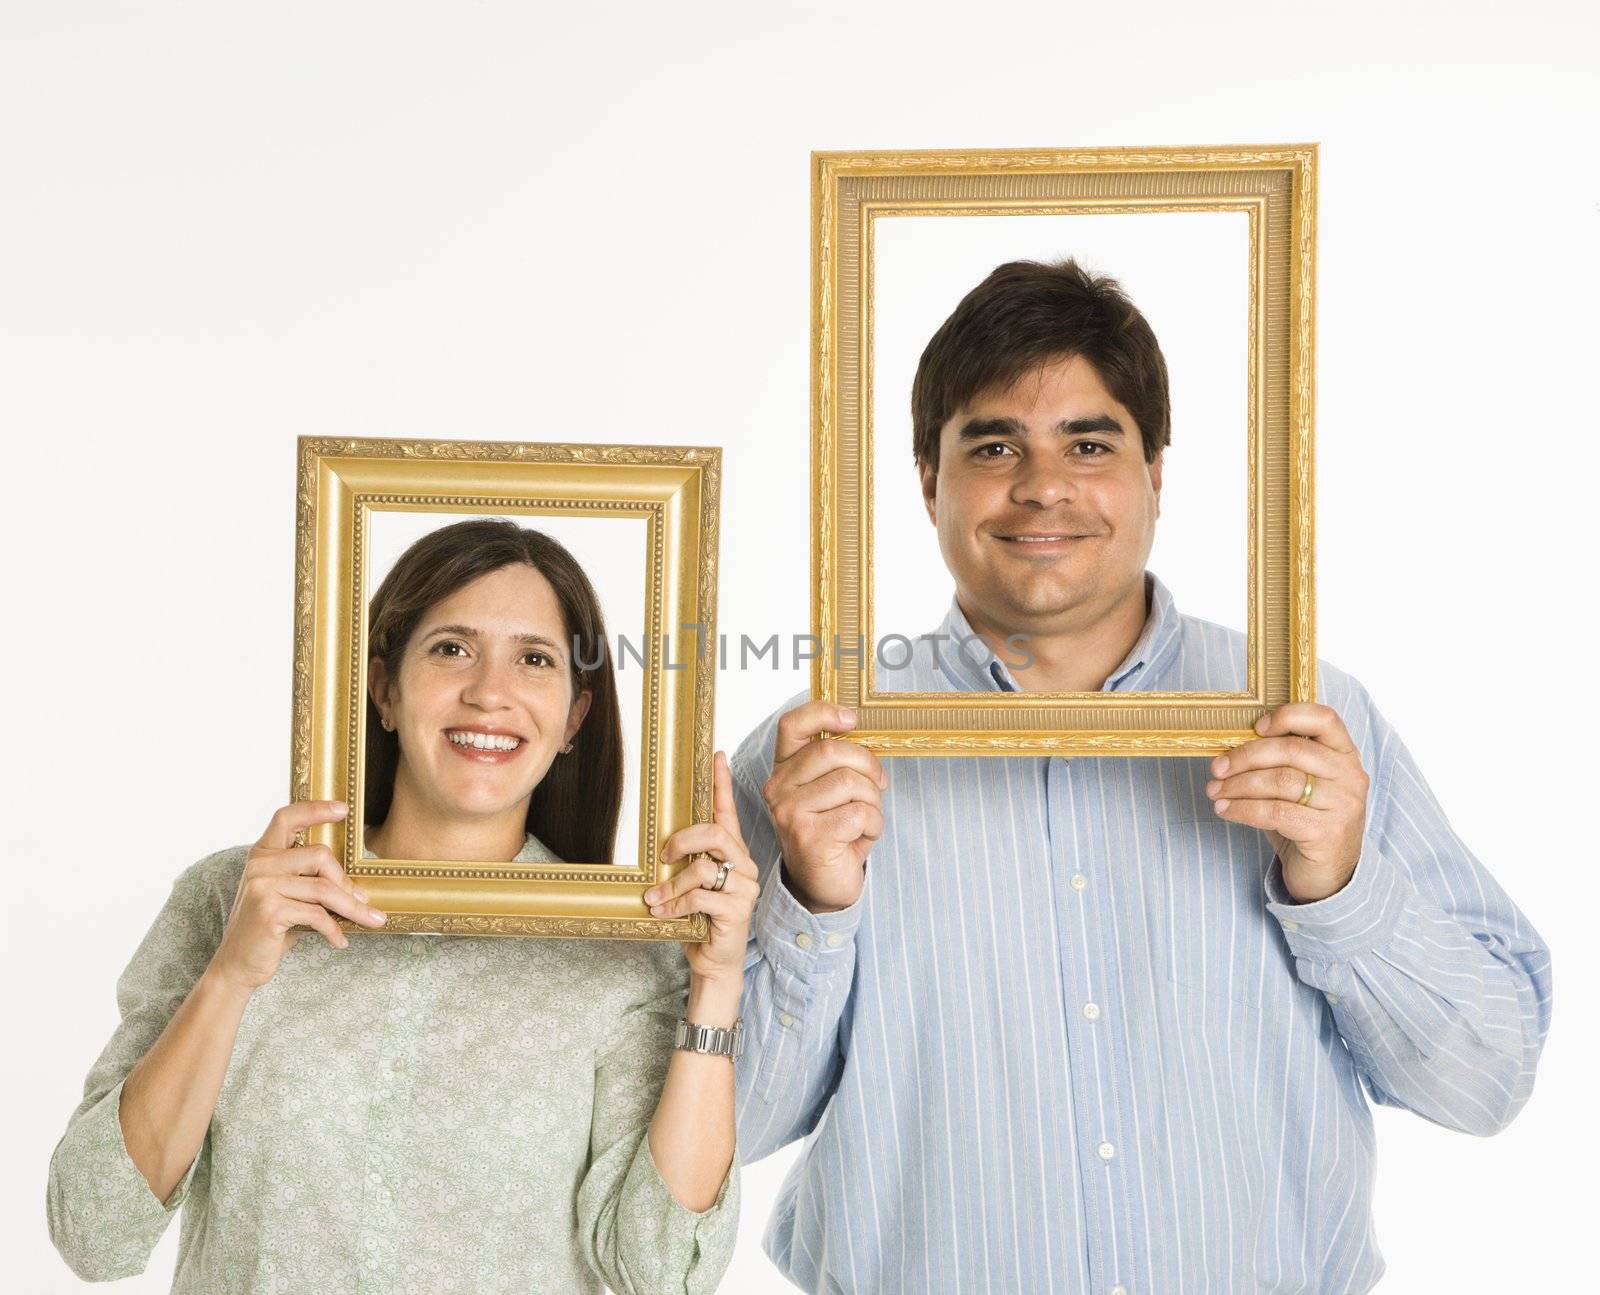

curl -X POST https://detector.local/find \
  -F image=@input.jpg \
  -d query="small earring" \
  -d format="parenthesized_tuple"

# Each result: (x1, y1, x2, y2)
(561, 742, 574, 754)
(381, 716, 394, 732)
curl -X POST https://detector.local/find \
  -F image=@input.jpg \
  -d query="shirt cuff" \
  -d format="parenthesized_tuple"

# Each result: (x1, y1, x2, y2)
(1263, 843, 1412, 963)
(617, 1135, 739, 1288)
(753, 861, 865, 978)
(71, 1077, 202, 1223)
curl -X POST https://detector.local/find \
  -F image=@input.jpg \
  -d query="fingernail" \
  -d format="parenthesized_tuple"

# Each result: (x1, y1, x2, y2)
(1255, 716, 1269, 733)
(836, 707, 856, 726)
(370, 909, 387, 925)
(650, 905, 664, 917)
(353, 886, 369, 902)
(1214, 799, 1230, 814)
(1214, 757, 1230, 776)
(644, 888, 660, 904)
(332, 802, 348, 816)
(1205, 780, 1220, 796)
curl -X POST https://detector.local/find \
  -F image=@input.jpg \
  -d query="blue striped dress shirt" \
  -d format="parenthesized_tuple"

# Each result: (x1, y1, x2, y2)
(729, 572, 1552, 1294)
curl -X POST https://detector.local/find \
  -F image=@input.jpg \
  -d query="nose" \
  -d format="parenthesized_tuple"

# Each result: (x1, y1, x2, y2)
(1009, 450, 1078, 508)
(459, 654, 513, 711)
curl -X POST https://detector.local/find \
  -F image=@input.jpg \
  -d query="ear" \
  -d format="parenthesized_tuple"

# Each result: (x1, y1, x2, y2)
(918, 458, 939, 526)
(563, 688, 593, 746)
(368, 657, 395, 730)
(1148, 449, 1164, 519)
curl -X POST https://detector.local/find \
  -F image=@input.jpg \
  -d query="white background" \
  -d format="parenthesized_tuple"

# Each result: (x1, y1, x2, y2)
(873, 210, 1248, 649)
(366, 509, 650, 867)
(3, 2, 1595, 1291)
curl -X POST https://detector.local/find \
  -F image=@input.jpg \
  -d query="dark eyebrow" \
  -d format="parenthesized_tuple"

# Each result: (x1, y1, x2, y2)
(956, 414, 1126, 442)
(956, 416, 1027, 442)
(424, 624, 563, 651)
(1056, 414, 1125, 438)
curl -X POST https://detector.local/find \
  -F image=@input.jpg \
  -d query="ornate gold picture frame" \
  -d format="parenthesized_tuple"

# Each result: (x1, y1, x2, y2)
(291, 437, 719, 939)
(812, 144, 1317, 756)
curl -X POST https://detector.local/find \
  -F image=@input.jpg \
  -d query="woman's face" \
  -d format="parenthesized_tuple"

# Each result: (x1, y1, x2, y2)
(369, 562, 592, 826)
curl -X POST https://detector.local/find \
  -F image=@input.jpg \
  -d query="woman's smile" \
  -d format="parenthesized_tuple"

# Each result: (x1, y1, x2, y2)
(441, 725, 528, 765)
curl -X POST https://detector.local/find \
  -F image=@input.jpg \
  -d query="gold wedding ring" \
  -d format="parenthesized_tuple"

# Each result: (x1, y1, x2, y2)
(1297, 773, 1316, 807)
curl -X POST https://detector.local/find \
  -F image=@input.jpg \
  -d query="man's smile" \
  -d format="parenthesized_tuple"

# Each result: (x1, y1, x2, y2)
(988, 529, 1105, 554)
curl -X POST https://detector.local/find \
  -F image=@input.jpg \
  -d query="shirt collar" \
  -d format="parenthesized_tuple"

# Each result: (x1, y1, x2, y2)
(929, 570, 1183, 695)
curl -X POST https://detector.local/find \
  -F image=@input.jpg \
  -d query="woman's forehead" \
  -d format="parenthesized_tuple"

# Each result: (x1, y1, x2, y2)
(423, 564, 566, 639)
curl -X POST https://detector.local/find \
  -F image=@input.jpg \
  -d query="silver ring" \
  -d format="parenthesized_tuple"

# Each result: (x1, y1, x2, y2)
(709, 860, 732, 892)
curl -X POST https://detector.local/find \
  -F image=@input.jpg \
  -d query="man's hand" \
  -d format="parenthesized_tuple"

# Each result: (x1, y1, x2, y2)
(1205, 703, 1370, 903)
(762, 701, 887, 913)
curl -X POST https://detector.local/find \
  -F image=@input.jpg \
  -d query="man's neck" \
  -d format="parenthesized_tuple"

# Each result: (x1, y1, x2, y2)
(365, 776, 530, 862)
(962, 575, 1151, 693)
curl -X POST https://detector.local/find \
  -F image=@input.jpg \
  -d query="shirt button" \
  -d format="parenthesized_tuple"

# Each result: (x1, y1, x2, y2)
(1070, 873, 1088, 891)
(779, 1012, 795, 1028)
(1326, 993, 1340, 1005)
(825, 933, 843, 948)
(1112, 1286, 1129, 1295)
(1097, 1141, 1116, 1161)
(1282, 918, 1300, 931)
(795, 932, 812, 950)
(1083, 1002, 1101, 1021)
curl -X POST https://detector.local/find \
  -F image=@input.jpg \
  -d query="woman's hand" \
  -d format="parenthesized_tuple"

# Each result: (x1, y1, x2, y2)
(641, 753, 754, 1213)
(118, 801, 387, 1200)
(646, 751, 759, 990)
(209, 800, 388, 995)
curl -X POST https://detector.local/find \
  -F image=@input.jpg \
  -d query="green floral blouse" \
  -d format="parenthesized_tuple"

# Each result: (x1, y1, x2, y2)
(46, 836, 738, 1293)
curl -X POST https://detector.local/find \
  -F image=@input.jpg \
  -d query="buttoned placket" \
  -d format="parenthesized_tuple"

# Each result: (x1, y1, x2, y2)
(941, 588, 1164, 1295)
(358, 936, 431, 1291)
(1048, 752, 1132, 1295)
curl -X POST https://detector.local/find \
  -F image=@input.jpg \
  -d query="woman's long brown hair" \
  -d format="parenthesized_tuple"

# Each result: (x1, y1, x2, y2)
(364, 518, 624, 864)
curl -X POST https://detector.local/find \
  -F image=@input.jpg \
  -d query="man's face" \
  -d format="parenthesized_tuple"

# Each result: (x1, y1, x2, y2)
(919, 352, 1163, 638)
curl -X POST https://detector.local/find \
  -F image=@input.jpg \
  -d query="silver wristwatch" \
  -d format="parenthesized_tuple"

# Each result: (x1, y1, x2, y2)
(673, 1016, 744, 1060)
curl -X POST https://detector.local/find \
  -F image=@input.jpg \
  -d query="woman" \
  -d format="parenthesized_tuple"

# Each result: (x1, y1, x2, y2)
(47, 518, 758, 1293)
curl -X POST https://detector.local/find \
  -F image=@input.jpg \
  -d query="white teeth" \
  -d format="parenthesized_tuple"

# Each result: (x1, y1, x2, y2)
(447, 731, 521, 751)
(1010, 535, 1071, 542)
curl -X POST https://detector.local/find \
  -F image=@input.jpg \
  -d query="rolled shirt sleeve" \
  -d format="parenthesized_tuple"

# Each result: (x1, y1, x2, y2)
(46, 1076, 206, 1279)
(575, 947, 739, 1295)
(46, 850, 236, 1280)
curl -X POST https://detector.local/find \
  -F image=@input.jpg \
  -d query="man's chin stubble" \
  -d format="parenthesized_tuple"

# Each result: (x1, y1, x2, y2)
(981, 583, 1096, 632)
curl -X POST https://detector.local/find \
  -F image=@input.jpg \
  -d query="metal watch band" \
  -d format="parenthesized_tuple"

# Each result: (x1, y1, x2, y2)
(673, 1016, 744, 1060)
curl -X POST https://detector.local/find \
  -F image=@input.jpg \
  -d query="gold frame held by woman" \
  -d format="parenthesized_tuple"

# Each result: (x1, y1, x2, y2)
(292, 436, 720, 940)
(812, 143, 1318, 757)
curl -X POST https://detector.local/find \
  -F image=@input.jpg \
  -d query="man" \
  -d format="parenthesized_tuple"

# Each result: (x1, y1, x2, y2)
(650, 260, 1552, 1293)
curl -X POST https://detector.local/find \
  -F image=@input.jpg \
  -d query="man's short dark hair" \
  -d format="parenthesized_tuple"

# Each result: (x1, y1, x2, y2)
(911, 258, 1171, 469)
